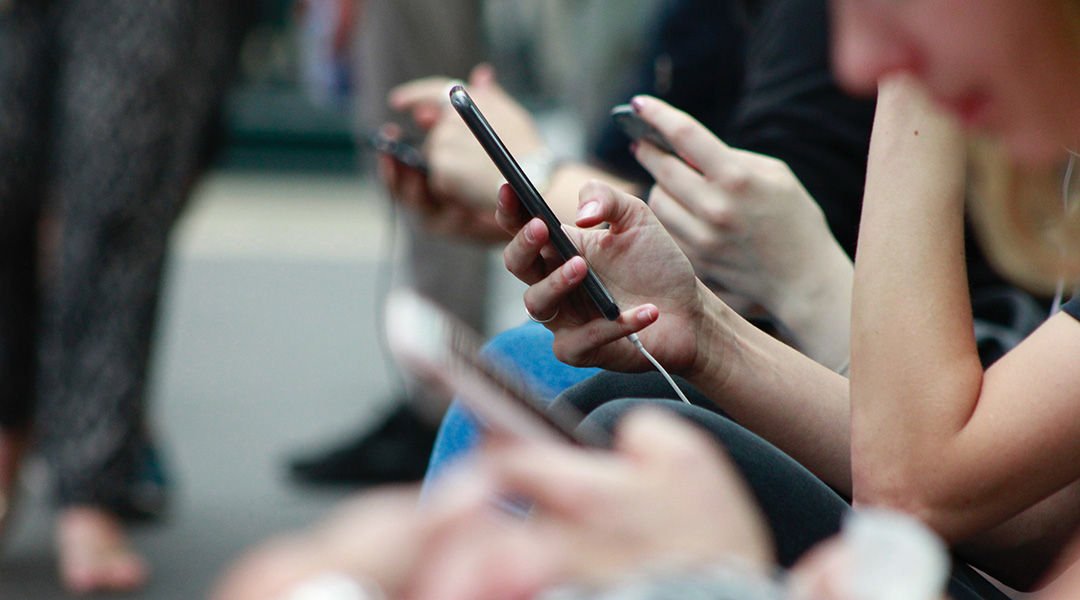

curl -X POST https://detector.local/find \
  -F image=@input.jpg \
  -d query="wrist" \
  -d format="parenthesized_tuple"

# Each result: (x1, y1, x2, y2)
(518, 148, 561, 196)
(684, 281, 740, 393)
(770, 243, 853, 372)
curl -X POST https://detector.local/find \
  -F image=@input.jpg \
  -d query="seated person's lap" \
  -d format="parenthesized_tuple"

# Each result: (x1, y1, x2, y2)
(421, 321, 602, 491)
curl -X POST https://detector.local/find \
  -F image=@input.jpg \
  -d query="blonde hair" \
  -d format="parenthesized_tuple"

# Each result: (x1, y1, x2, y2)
(966, 137, 1080, 296)
(960, 1, 1080, 296)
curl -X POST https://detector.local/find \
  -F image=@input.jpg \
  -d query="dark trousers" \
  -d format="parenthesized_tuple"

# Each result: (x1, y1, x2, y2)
(0, 0, 240, 512)
(554, 371, 1009, 600)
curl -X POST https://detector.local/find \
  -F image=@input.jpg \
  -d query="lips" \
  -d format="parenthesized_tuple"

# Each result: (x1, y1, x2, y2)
(935, 90, 993, 129)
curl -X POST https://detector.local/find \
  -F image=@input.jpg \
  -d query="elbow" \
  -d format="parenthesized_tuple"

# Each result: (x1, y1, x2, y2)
(851, 463, 969, 544)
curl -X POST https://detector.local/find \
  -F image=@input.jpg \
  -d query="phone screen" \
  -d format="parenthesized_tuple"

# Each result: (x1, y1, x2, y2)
(449, 84, 621, 321)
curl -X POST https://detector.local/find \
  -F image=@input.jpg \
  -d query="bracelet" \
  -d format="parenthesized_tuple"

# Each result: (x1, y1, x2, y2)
(518, 149, 561, 195)
(278, 572, 385, 600)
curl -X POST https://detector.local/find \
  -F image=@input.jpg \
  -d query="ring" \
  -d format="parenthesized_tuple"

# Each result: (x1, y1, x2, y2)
(527, 306, 559, 324)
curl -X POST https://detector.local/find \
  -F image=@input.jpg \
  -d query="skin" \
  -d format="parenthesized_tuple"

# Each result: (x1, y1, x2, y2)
(213, 410, 776, 600)
(218, 3, 1080, 598)
(828, 0, 1080, 590)
(630, 96, 854, 372)
(381, 64, 638, 240)
(495, 178, 853, 493)
(830, 0, 1080, 167)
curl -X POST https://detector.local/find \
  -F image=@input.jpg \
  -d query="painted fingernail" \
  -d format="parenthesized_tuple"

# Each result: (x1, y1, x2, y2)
(563, 258, 585, 282)
(578, 201, 601, 221)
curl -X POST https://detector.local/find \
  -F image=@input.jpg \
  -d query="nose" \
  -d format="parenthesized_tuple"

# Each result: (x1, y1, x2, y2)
(830, 0, 920, 95)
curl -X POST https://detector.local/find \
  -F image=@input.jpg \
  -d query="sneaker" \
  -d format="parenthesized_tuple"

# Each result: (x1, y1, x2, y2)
(288, 403, 438, 487)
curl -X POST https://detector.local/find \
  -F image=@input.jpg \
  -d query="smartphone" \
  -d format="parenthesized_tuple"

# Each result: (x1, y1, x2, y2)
(369, 130, 429, 173)
(611, 104, 679, 156)
(448, 84, 621, 322)
(385, 291, 608, 447)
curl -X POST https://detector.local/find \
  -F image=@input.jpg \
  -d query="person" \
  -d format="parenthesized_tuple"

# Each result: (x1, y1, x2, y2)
(215, 1, 1080, 598)
(287, 0, 489, 488)
(490, 30, 1080, 600)
(212, 408, 957, 600)
(409, 0, 1043, 488)
(386, 0, 875, 484)
(0, 0, 246, 593)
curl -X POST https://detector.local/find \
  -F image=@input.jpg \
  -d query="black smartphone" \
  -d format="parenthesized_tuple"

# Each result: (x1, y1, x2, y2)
(611, 104, 679, 156)
(449, 84, 621, 321)
(369, 130, 429, 173)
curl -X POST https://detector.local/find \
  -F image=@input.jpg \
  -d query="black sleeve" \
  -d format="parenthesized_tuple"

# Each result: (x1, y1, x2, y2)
(723, 0, 876, 259)
(588, 0, 750, 184)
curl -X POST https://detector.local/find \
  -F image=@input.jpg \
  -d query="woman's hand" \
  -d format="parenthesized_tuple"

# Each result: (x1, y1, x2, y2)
(389, 64, 545, 210)
(414, 409, 777, 600)
(377, 122, 509, 243)
(629, 96, 854, 370)
(496, 178, 722, 377)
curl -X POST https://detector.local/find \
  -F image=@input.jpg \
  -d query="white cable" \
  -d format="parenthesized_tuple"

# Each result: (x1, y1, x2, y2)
(1051, 152, 1078, 315)
(626, 333, 691, 405)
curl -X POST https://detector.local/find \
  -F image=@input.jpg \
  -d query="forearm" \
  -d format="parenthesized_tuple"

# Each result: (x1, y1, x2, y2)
(849, 77, 983, 518)
(688, 283, 853, 494)
(544, 163, 640, 223)
(770, 238, 854, 374)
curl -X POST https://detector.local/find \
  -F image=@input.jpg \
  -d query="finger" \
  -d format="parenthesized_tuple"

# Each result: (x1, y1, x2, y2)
(477, 436, 625, 517)
(551, 304, 660, 366)
(614, 408, 729, 470)
(520, 255, 590, 322)
(574, 180, 650, 233)
(388, 76, 459, 111)
(495, 183, 530, 234)
(633, 136, 709, 204)
(631, 95, 749, 190)
(647, 185, 724, 252)
(503, 218, 555, 286)
(468, 62, 496, 88)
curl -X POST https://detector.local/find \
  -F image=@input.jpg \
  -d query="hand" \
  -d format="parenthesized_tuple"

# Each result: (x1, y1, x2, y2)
(416, 409, 777, 600)
(496, 179, 722, 377)
(377, 123, 509, 243)
(211, 487, 430, 600)
(629, 96, 854, 369)
(389, 64, 546, 210)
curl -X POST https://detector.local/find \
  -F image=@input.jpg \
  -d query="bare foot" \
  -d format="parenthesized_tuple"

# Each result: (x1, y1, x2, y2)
(57, 507, 149, 594)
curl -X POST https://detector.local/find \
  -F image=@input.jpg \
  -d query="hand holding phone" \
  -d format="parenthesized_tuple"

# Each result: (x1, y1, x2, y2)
(369, 130, 429, 173)
(611, 104, 679, 156)
(449, 84, 622, 321)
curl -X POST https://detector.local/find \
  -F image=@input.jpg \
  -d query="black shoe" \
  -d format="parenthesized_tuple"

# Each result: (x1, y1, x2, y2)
(288, 403, 439, 487)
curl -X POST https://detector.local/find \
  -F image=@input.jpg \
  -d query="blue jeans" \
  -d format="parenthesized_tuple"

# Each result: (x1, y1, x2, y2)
(421, 321, 601, 492)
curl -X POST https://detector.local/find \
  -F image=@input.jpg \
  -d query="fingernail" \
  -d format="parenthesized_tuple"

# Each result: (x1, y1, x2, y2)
(523, 220, 537, 243)
(638, 305, 657, 322)
(630, 96, 646, 112)
(629, 141, 640, 154)
(563, 259, 584, 282)
(578, 201, 601, 221)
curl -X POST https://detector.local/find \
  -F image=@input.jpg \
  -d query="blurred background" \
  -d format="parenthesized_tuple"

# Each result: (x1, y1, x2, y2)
(0, 0, 661, 597)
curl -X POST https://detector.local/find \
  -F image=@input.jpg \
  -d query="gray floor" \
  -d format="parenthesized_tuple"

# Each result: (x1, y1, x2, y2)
(0, 172, 460, 599)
